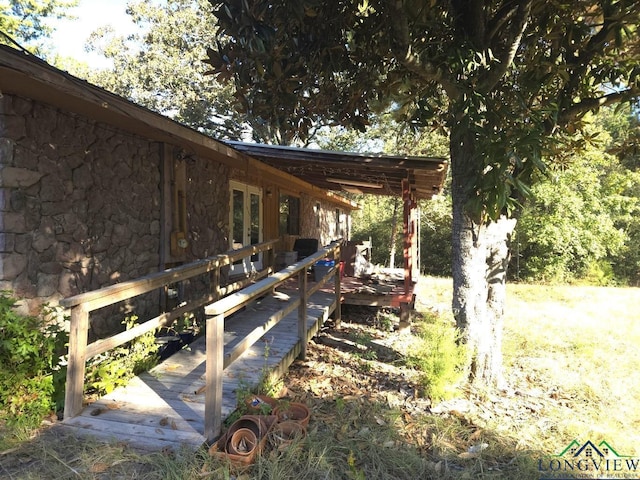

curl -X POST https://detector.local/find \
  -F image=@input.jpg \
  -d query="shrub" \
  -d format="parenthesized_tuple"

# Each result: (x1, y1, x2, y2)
(405, 312, 466, 402)
(84, 315, 160, 395)
(0, 293, 68, 428)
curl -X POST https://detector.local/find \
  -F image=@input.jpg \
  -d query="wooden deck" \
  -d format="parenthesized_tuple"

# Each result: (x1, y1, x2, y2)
(59, 288, 336, 452)
(341, 268, 414, 307)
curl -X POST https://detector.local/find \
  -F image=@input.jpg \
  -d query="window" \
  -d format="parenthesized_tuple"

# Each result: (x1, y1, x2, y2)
(279, 194, 300, 235)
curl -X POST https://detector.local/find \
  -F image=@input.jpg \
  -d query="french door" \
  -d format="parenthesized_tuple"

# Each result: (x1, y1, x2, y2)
(229, 181, 263, 275)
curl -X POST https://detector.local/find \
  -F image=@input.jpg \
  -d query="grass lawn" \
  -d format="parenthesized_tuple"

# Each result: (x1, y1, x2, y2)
(1, 277, 639, 479)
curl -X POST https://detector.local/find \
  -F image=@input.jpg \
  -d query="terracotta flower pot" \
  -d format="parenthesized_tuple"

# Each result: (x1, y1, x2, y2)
(227, 428, 258, 456)
(270, 420, 306, 450)
(274, 402, 310, 427)
(209, 415, 277, 467)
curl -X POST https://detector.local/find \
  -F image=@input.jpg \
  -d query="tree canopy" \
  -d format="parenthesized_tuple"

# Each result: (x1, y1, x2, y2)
(0, 0, 77, 46)
(208, 0, 639, 217)
(207, 0, 640, 387)
(77, 0, 244, 140)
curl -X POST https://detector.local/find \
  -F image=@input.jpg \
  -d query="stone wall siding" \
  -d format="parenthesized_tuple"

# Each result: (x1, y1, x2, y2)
(178, 156, 230, 308)
(0, 94, 233, 335)
(0, 94, 163, 334)
(184, 157, 229, 260)
(299, 194, 350, 246)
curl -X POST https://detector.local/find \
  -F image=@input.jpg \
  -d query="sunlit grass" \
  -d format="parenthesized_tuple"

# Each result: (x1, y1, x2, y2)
(503, 282, 640, 457)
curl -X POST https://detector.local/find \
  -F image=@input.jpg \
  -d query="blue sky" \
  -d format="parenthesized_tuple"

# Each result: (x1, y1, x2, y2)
(46, 0, 135, 68)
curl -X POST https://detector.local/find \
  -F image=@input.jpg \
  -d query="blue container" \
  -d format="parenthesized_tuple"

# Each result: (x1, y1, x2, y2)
(314, 259, 335, 267)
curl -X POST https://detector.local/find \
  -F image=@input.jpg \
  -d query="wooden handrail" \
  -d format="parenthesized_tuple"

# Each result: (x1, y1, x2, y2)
(63, 239, 279, 420)
(60, 239, 279, 311)
(204, 240, 342, 440)
(204, 247, 334, 316)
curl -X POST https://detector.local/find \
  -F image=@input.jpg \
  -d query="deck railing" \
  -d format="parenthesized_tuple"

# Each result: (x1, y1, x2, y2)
(60, 239, 280, 420)
(203, 240, 342, 441)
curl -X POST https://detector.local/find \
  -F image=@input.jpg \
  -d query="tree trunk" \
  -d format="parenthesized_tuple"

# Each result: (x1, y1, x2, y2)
(485, 216, 517, 389)
(450, 122, 514, 389)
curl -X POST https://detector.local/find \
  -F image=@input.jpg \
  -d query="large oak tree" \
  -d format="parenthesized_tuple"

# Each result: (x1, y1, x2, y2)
(206, 0, 640, 387)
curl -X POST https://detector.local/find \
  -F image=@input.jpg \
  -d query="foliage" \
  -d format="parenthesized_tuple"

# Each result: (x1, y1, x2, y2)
(405, 312, 466, 402)
(84, 315, 159, 396)
(420, 193, 453, 276)
(73, 0, 245, 141)
(514, 150, 627, 283)
(0, 0, 77, 46)
(512, 109, 640, 285)
(0, 293, 68, 429)
(598, 105, 640, 285)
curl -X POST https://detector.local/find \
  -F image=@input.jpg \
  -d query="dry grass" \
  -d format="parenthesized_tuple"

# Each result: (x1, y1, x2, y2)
(1, 276, 639, 479)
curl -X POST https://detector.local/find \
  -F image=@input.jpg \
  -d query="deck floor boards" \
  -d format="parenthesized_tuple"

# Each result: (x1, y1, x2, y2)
(59, 288, 336, 452)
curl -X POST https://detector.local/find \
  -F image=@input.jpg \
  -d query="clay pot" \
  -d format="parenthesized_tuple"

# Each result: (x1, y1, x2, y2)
(274, 402, 310, 427)
(209, 415, 277, 467)
(227, 416, 266, 440)
(270, 420, 306, 450)
(227, 428, 258, 456)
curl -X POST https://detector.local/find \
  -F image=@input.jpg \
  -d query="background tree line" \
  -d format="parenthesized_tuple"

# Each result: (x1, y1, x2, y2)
(344, 107, 640, 287)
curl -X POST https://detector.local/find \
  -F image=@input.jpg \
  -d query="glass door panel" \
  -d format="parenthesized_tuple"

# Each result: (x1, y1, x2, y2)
(229, 181, 263, 274)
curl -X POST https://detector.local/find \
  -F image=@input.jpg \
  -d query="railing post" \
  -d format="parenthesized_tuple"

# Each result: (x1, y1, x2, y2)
(334, 243, 342, 328)
(298, 269, 308, 360)
(205, 312, 224, 442)
(63, 305, 89, 419)
(213, 265, 221, 300)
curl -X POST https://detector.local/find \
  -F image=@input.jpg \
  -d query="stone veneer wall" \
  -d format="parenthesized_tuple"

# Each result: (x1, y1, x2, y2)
(184, 157, 229, 260)
(177, 156, 230, 307)
(1, 94, 233, 335)
(0, 94, 162, 334)
(299, 194, 350, 246)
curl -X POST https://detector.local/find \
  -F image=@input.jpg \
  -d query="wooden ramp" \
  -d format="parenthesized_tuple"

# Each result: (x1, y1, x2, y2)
(59, 289, 336, 452)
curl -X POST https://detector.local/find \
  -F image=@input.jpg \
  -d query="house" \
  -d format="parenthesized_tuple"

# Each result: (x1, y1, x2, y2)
(0, 45, 447, 336)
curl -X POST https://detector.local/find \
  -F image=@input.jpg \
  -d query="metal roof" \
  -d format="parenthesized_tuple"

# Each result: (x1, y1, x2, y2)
(225, 141, 448, 200)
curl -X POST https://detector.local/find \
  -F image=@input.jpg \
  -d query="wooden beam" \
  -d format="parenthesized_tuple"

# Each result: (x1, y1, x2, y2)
(298, 270, 308, 360)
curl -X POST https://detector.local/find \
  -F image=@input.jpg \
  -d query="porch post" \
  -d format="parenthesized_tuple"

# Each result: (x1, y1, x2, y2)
(205, 312, 224, 442)
(333, 243, 341, 328)
(64, 305, 89, 419)
(399, 179, 413, 331)
(298, 269, 308, 359)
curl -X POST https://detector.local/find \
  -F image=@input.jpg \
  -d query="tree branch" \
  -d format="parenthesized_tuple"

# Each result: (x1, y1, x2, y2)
(557, 88, 640, 126)
(388, 1, 460, 98)
(486, 1, 519, 42)
(479, 0, 532, 93)
(559, 2, 638, 110)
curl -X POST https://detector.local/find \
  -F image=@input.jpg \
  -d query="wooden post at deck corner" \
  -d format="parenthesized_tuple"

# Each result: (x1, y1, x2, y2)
(333, 243, 341, 328)
(204, 313, 224, 442)
(399, 179, 414, 332)
(298, 269, 308, 360)
(64, 305, 89, 419)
